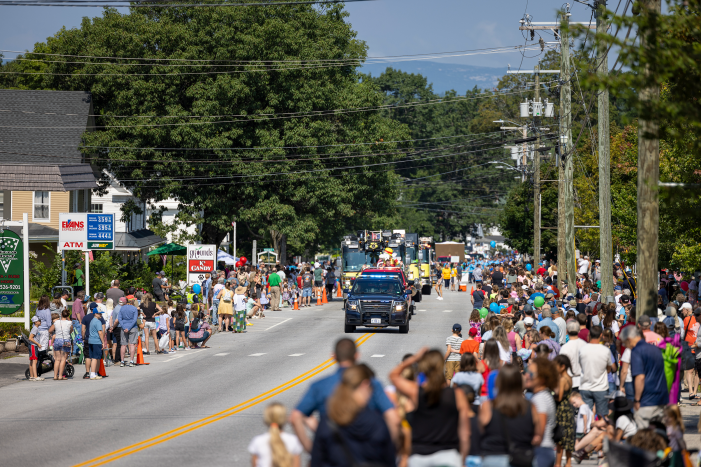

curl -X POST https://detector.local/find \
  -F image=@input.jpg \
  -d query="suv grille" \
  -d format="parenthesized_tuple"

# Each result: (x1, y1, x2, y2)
(360, 300, 392, 313)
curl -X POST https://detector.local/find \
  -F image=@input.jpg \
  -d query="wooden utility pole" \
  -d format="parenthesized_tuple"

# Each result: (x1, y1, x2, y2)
(597, 0, 613, 300)
(561, 14, 577, 288)
(534, 65, 541, 265)
(637, 0, 661, 317)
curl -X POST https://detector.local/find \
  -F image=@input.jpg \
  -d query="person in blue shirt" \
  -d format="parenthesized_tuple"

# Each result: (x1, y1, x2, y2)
(536, 307, 561, 342)
(290, 338, 399, 452)
(114, 297, 139, 367)
(621, 324, 669, 428)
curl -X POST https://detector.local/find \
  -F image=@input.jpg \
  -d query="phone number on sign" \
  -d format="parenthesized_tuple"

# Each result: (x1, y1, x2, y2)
(0, 285, 21, 290)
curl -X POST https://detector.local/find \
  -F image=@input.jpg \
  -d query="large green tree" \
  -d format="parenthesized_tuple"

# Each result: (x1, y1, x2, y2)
(2, 4, 409, 262)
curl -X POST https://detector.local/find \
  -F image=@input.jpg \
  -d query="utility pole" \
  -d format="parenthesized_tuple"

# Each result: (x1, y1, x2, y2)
(561, 12, 577, 289)
(597, 0, 613, 300)
(637, 0, 661, 317)
(534, 65, 541, 265)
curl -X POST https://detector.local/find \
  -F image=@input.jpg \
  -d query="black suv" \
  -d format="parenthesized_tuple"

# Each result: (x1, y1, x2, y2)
(343, 275, 411, 334)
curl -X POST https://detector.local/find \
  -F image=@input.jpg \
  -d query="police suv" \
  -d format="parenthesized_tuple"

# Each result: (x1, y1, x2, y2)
(343, 273, 412, 334)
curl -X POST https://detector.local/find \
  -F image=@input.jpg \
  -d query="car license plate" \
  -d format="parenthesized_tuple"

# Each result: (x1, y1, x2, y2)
(371, 318, 381, 324)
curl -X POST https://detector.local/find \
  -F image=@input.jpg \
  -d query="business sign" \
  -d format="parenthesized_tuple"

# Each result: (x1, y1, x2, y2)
(87, 214, 114, 249)
(59, 213, 114, 250)
(59, 213, 87, 250)
(187, 244, 216, 286)
(0, 230, 24, 315)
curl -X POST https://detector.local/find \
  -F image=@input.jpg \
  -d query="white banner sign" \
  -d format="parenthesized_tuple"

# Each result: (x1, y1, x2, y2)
(59, 213, 87, 250)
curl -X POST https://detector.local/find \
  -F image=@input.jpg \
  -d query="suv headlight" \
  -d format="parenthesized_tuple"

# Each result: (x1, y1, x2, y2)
(347, 300, 359, 311)
(394, 301, 406, 312)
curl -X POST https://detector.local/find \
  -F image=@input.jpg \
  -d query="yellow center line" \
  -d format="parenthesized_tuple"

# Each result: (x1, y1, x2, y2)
(75, 333, 374, 467)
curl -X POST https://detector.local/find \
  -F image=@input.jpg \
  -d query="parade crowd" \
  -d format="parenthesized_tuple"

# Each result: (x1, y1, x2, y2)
(21, 254, 701, 467)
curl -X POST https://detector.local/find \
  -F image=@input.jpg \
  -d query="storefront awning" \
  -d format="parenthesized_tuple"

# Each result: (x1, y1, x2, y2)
(114, 229, 166, 251)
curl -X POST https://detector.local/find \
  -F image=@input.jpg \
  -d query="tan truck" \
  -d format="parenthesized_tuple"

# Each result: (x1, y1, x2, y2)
(434, 242, 465, 264)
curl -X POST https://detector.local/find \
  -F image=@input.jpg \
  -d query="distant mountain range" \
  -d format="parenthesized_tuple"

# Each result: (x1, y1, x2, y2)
(361, 61, 507, 95)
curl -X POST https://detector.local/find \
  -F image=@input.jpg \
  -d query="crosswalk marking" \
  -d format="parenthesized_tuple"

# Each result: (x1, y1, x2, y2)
(288, 353, 305, 357)
(443, 310, 453, 312)
(419, 309, 427, 311)
(370, 354, 385, 358)
(214, 353, 229, 356)
(248, 353, 266, 357)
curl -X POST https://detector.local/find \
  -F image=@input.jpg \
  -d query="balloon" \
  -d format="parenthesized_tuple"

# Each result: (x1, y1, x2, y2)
(534, 296, 545, 308)
(192, 284, 201, 294)
(490, 241, 496, 248)
(235, 260, 242, 267)
(681, 281, 689, 292)
(479, 308, 488, 319)
(240, 257, 248, 264)
(489, 303, 499, 313)
(526, 263, 532, 271)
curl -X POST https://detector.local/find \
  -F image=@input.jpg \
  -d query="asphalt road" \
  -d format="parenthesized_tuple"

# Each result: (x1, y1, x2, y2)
(0, 286, 473, 467)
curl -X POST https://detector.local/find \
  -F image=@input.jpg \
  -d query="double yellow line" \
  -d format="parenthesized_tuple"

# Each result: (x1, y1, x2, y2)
(75, 333, 374, 467)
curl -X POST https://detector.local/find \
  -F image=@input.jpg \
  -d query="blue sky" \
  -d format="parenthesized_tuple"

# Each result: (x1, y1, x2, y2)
(1, 0, 598, 71)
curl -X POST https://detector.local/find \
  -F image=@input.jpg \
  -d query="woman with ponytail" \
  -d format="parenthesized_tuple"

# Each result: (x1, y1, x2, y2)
(311, 364, 396, 466)
(248, 403, 302, 467)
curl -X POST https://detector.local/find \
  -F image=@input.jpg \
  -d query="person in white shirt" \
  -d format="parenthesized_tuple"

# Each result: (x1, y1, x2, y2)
(577, 256, 590, 276)
(248, 403, 302, 467)
(578, 325, 616, 417)
(560, 321, 587, 389)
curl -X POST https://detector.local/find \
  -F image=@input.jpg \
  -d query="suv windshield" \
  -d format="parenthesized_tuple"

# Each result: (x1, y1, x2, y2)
(352, 280, 403, 295)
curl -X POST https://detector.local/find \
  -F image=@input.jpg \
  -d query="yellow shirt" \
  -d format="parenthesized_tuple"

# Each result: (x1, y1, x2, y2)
(451, 268, 457, 278)
(442, 268, 451, 280)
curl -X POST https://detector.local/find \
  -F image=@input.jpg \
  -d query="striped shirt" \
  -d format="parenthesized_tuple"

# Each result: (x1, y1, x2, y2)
(531, 389, 557, 448)
(445, 335, 464, 362)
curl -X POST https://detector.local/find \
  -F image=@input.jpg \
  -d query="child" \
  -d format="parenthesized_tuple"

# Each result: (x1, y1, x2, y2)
(247, 403, 302, 467)
(570, 391, 593, 441)
(28, 316, 44, 381)
(281, 281, 291, 308)
(664, 405, 686, 452)
(174, 305, 186, 350)
(260, 292, 270, 310)
(450, 353, 484, 406)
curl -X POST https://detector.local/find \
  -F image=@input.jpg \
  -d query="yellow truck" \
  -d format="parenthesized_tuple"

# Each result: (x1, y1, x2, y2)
(340, 230, 405, 299)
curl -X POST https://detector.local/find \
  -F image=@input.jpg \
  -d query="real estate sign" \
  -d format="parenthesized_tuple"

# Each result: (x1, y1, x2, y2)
(0, 230, 24, 315)
(187, 244, 216, 286)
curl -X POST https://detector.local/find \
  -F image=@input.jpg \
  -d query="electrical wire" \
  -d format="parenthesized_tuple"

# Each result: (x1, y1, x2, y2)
(0, 84, 560, 129)
(0, 0, 374, 7)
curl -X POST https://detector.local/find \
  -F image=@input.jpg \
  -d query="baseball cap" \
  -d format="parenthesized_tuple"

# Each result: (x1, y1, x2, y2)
(524, 317, 534, 326)
(94, 292, 104, 299)
(118, 297, 127, 305)
(452, 323, 462, 332)
(681, 303, 693, 311)
(545, 292, 554, 299)
(89, 302, 98, 310)
(468, 328, 478, 337)
(620, 295, 630, 304)
(31, 315, 40, 322)
(614, 285, 622, 291)
(637, 315, 651, 326)
(186, 304, 192, 310)
(569, 299, 577, 307)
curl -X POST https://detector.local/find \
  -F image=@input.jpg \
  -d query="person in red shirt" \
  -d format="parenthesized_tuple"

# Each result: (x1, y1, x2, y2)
(681, 303, 698, 400)
(460, 328, 480, 356)
(536, 263, 547, 277)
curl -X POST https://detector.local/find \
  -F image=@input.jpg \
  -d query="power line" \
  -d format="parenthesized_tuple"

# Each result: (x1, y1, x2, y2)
(0, 48, 559, 76)
(1, 45, 554, 66)
(0, 0, 374, 7)
(0, 85, 560, 129)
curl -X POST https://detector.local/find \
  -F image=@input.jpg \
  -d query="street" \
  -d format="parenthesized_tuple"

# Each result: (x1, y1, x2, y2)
(0, 291, 471, 467)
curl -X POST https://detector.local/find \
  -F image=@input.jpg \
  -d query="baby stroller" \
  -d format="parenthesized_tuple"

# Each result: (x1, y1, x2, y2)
(18, 332, 75, 379)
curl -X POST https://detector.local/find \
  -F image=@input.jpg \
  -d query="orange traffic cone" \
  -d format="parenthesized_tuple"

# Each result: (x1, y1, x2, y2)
(135, 336, 149, 365)
(293, 295, 299, 310)
(322, 287, 329, 304)
(316, 292, 322, 306)
(98, 358, 108, 377)
(336, 280, 342, 297)
(470, 286, 474, 294)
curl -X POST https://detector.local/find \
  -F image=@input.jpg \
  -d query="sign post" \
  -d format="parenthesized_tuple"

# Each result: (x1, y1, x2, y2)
(187, 244, 216, 286)
(0, 213, 30, 330)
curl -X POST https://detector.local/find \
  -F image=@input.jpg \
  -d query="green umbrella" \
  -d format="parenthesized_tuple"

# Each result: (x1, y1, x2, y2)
(147, 243, 187, 256)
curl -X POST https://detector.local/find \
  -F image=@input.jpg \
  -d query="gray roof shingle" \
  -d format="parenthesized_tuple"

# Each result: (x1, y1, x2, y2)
(0, 164, 98, 191)
(0, 89, 93, 165)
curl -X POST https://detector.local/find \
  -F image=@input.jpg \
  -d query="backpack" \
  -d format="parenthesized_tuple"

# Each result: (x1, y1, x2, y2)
(222, 290, 233, 303)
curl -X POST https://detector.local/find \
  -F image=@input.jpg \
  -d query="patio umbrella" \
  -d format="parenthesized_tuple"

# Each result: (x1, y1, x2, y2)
(147, 243, 187, 256)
